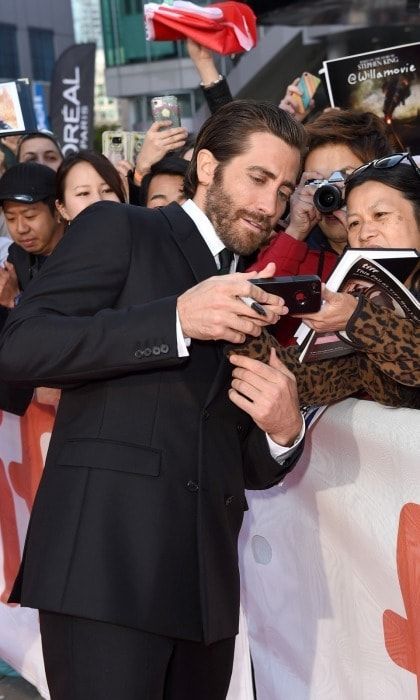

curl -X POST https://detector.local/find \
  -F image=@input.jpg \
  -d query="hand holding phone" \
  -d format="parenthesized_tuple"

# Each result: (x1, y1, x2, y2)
(102, 131, 129, 165)
(285, 73, 321, 116)
(151, 95, 181, 129)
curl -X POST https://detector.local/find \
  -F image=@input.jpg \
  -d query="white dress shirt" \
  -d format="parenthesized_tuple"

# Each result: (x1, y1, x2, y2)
(175, 199, 305, 463)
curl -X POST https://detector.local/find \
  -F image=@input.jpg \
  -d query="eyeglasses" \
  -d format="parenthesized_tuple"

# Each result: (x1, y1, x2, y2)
(347, 152, 420, 181)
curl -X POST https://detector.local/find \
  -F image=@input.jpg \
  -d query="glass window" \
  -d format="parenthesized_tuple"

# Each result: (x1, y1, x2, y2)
(0, 24, 20, 79)
(29, 28, 55, 82)
(101, 0, 177, 65)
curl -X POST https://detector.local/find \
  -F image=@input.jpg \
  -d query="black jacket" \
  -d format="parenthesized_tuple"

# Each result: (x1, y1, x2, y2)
(0, 243, 46, 414)
(0, 201, 302, 644)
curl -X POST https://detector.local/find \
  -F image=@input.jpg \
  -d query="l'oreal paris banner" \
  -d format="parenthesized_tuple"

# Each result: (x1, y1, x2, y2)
(50, 43, 96, 155)
(322, 41, 420, 152)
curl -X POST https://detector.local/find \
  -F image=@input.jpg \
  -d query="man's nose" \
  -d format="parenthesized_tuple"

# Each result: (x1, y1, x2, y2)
(16, 217, 30, 234)
(255, 186, 279, 218)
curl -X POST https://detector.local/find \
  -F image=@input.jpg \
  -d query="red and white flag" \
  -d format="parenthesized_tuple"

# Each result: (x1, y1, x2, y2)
(144, 1, 257, 55)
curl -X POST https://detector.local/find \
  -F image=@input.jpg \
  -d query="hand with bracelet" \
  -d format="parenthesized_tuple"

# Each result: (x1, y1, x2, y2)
(186, 37, 222, 87)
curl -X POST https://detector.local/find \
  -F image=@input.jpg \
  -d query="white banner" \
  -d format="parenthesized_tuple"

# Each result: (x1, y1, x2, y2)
(1, 398, 419, 699)
(239, 398, 420, 699)
(0, 404, 54, 699)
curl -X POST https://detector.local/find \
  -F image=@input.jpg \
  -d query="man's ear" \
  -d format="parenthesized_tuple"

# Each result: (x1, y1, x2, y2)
(196, 149, 218, 187)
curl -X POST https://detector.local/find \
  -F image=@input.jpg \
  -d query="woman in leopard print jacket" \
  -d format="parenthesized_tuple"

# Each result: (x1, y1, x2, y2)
(229, 158, 419, 410)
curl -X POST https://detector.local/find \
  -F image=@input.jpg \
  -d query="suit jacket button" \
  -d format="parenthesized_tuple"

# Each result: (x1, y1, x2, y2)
(134, 349, 143, 358)
(160, 344, 169, 353)
(186, 480, 199, 492)
(202, 410, 210, 420)
(236, 424, 244, 432)
(143, 348, 152, 357)
(225, 495, 234, 506)
(152, 346, 161, 355)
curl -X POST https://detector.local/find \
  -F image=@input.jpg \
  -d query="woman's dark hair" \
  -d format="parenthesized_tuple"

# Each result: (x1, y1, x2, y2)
(345, 162, 420, 227)
(183, 100, 306, 199)
(304, 110, 397, 163)
(17, 131, 63, 161)
(56, 150, 126, 204)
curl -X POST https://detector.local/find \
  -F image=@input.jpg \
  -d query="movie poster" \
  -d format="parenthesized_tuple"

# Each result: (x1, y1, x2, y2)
(323, 42, 420, 152)
(0, 80, 37, 137)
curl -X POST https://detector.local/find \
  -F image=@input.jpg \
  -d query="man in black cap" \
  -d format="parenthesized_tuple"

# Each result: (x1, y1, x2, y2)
(0, 162, 64, 413)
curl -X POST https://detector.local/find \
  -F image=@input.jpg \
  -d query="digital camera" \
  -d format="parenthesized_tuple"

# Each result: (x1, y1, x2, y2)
(305, 170, 345, 213)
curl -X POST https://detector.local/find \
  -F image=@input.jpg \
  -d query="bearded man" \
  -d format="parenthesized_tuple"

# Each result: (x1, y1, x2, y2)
(0, 101, 305, 700)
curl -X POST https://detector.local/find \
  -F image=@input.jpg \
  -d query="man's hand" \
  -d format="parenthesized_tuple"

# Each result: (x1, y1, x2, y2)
(229, 348, 302, 446)
(177, 263, 288, 344)
(134, 121, 188, 179)
(0, 262, 19, 308)
(285, 170, 322, 241)
(295, 285, 358, 332)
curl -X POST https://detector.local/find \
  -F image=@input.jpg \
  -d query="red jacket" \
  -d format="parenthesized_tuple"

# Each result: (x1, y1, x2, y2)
(249, 232, 338, 345)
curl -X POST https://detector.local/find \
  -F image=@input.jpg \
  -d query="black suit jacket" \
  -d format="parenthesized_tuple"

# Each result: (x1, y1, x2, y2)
(0, 201, 302, 644)
(0, 243, 38, 414)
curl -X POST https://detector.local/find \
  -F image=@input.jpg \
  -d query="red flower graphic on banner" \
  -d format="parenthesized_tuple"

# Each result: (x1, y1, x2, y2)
(383, 503, 420, 696)
(0, 402, 55, 602)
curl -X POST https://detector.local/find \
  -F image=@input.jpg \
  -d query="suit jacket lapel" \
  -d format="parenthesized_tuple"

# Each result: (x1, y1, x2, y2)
(160, 202, 217, 283)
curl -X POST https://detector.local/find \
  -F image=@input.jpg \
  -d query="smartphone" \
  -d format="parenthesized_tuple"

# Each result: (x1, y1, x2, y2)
(102, 131, 129, 165)
(250, 275, 322, 315)
(151, 95, 181, 129)
(128, 131, 146, 164)
(290, 72, 321, 114)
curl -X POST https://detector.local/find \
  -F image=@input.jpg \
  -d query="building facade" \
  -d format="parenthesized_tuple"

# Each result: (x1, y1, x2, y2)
(0, 0, 74, 82)
(71, 0, 120, 126)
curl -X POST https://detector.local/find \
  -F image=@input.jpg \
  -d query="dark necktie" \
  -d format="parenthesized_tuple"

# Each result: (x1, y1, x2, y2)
(218, 248, 234, 275)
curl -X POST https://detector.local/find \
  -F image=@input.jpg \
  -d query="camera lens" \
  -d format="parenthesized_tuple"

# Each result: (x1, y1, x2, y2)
(313, 184, 343, 213)
(294, 291, 307, 306)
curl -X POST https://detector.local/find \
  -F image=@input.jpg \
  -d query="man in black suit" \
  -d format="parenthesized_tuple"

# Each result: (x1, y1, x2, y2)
(0, 101, 306, 699)
(0, 162, 64, 414)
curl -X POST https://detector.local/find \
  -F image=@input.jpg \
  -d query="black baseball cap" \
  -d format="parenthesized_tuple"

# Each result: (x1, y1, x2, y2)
(0, 162, 56, 204)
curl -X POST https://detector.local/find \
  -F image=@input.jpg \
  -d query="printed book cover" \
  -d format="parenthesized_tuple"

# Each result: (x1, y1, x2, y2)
(297, 250, 419, 363)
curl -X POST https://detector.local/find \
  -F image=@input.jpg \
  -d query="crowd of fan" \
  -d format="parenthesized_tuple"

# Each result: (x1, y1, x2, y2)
(0, 37, 418, 419)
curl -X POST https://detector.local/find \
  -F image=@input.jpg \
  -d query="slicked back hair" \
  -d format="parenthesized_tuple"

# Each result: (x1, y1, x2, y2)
(183, 100, 306, 199)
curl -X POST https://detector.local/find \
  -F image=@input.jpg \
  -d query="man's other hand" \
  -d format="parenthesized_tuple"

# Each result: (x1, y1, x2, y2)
(229, 348, 301, 446)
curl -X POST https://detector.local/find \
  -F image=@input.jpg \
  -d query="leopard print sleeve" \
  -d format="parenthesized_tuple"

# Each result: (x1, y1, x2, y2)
(344, 296, 420, 387)
(225, 328, 419, 409)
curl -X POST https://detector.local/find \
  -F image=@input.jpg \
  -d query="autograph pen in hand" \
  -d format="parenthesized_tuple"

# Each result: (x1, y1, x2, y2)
(238, 296, 267, 317)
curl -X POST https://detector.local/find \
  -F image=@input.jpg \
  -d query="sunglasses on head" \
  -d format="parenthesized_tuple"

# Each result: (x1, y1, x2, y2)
(348, 152, 420, 181)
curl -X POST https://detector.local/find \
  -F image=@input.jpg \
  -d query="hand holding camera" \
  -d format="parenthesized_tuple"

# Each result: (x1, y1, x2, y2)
(284, 170, 323, 241)
(285, 169, 347, 241)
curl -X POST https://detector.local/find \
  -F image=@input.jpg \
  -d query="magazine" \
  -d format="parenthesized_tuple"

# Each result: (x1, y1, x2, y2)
(296, 249, 419, 363)
(322, 41, 420, 152)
